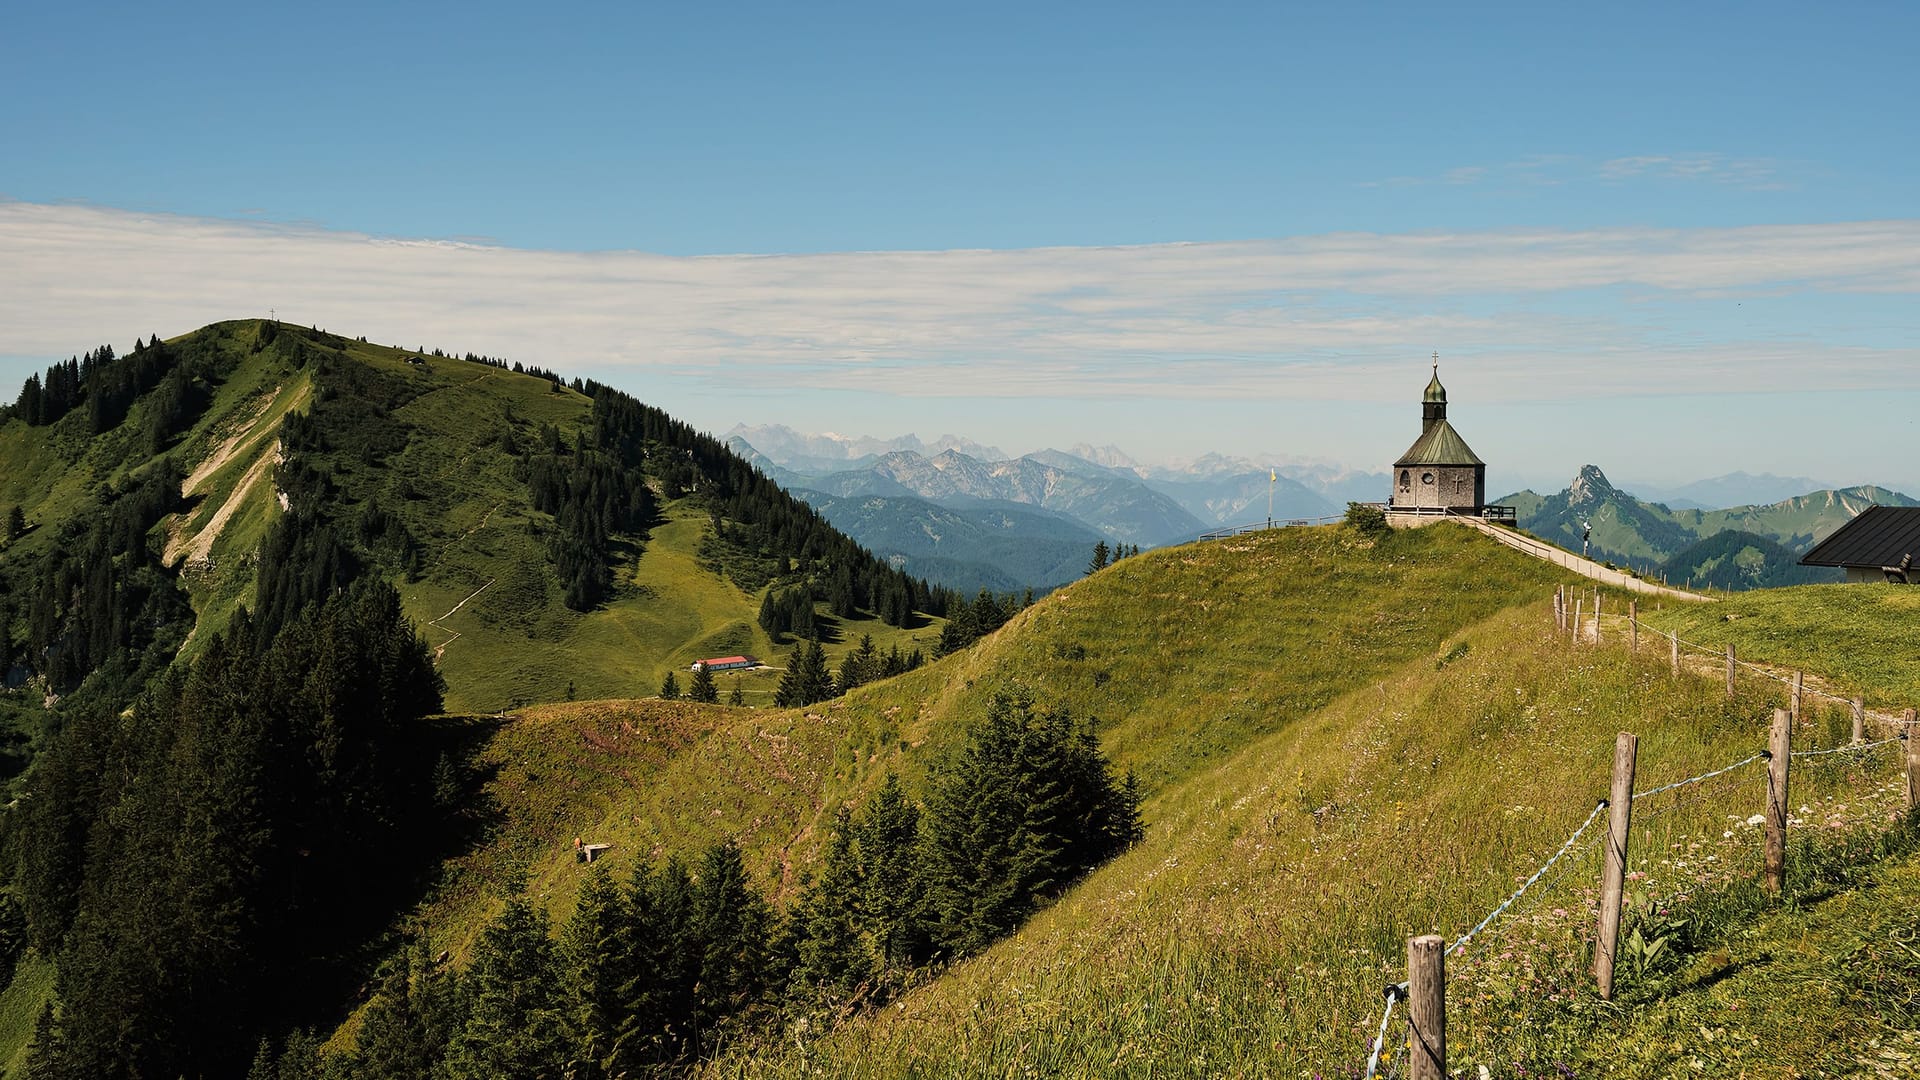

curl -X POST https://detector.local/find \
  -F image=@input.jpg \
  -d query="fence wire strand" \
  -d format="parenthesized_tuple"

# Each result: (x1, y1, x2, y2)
(1791, 735, 1902, 759)
(1362, 987, 1404, 1080)
(1633, 753, 1766, 803)
(1447, 799, 1608, 958)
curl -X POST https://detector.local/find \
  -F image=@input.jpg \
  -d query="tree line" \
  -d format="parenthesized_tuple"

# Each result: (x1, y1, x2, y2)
(245, 690, 1141, 1079)
(14, 581, 446, 1079)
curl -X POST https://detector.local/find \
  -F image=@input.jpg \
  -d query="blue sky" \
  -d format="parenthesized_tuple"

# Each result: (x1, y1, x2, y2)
(3, 1, 1918, 492)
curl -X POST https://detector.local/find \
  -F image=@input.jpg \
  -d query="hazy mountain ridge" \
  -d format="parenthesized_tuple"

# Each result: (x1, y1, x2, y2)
(725, 423, 1006, 475)
(733, 442, 1208, 547)
(793, 489, 1104, 593)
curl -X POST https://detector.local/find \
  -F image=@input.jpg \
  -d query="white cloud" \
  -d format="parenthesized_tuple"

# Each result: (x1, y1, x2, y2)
(1, 200, 1916, 404)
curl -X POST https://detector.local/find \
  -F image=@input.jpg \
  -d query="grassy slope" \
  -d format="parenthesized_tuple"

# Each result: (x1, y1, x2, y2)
(697, 562, 1906, 1077)
(1639, 583, 1920, 703)
(1558, 842, 1920, 1078)
(414, 524, 1585, 986)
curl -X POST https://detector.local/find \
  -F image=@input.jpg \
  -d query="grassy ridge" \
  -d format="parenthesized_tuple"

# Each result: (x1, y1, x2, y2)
(700, 588, 1904, 1077)
(414, 524, 1576, 960)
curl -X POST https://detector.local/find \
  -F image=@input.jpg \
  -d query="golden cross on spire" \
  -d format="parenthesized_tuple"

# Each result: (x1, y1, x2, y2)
(1432, 350, 1439, 373)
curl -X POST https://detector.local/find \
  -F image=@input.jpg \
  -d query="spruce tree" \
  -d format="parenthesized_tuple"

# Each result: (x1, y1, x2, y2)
(1087, 541, 1111, 574)
(689, 842, 776, 1050)
(659, 670, 681, 700)
(837, 633, 879, 695)
(728, 679, 746, 707)
(855, 773, 929, 974)
(353, 942, 455, 1080)
(787, 811, 871, 1008)
(4, 505, 22, 541)
(798, 640, 831, 704)
(443, 893, 566, 1079)
(918, 690, 1139, 958)
(560, 866, 634, 1080)
(688, 662, 719, 704)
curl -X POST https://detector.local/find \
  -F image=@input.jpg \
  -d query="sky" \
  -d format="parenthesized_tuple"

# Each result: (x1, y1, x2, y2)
(3, 1, 1917, 494)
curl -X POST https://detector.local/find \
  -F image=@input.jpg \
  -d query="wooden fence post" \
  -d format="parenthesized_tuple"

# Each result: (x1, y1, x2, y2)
(1554, 588, 1564, 630)
(1791, 671, 1804, 725)
(1629, 599, 1638, 654)
(1726, 644, 1737, 699)
(1764, 709, 1791, 894)
(1573, 598, 1583, 644)
(1852, 698, 1865, 743)
(1906, 710, 1919, 810)
(1407, 935, 1445, 1080)
(1594, 593, 1603, 645)
(1595, 733, 1638, 999)
(1670, 630, 1679, 677)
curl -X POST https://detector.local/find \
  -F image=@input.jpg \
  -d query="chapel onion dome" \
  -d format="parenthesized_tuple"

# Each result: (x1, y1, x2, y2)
(1424, 368, 1447, 405)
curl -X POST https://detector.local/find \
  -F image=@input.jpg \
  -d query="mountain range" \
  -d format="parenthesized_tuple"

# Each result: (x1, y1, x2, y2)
(729, 432, 1397, 589)
(1500, 464, 1915, 587)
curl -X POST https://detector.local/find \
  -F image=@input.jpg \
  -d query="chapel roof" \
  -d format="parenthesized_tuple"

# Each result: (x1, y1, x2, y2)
(1394, 419, 1485, 467)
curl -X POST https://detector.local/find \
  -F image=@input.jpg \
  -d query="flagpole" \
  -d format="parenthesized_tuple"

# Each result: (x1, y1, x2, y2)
(1268, 468, 1275, 526)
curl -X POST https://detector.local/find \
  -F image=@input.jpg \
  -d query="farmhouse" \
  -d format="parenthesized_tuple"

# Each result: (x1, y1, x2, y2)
(1797, 505, 1920, 583)
(690, 654, 760, 672)
(1388, 357, 1488, 514)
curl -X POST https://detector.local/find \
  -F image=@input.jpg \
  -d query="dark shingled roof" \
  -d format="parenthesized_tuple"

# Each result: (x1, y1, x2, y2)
(1799, 505, 1920, 568)
(1393, 419, 1484, 467)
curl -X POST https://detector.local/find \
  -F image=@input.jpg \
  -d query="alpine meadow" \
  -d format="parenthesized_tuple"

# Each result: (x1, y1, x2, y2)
(0, 319, 1914, 1078)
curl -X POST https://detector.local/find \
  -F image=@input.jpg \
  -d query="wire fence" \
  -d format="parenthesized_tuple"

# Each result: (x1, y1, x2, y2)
(1353, 588, 1919, 1076)
(1561, 588, 1920, 729)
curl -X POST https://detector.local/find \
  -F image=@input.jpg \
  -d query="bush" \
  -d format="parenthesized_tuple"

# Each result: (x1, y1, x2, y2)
(1344, 502, 1390, 539)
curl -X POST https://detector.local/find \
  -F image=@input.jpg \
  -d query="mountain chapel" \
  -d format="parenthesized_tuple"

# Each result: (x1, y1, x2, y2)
(1388, 356, 1486, 513)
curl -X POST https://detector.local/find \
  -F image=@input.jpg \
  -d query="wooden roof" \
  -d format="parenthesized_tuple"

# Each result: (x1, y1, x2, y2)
(1798, 505, 1920, 568)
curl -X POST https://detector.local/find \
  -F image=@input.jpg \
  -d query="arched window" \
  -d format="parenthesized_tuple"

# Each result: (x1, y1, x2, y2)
(1399, 470, 1410, 490)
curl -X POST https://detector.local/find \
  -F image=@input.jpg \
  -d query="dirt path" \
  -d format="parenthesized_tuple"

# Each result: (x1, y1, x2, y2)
(1582, 609, 1914, 732)
(429, 577, 496, 663)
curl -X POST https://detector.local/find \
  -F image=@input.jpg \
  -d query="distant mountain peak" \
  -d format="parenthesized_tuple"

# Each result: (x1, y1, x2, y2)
(1568, 464, 1619, 507)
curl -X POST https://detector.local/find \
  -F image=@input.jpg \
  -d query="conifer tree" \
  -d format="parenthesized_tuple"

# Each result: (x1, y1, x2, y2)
(787, 811, 871, 1008)
(353, 941, 455, 1080)
(659, 670, 681, 700)
(688, 842, 777, 1050)
(443, 893, 566, 1079)
(4, 505, 22, 541)
(1086, 541, 1110, 574)
(855, 773, 928, 974)
(918, 690, 1141, 958)
(688, 662, 719, 704)
(728, 679, 746, 707)
(560, 866, 634, 1080)
(837, 633, 879, 695)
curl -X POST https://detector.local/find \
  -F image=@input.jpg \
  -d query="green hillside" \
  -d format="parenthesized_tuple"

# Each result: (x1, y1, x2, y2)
(1657, 529, 1843, 591)
(411, 522, 1573, 961)
(0, 321, 950, 726)
(681, 531, 1908, 1077)
(374, 518, 1919, 1078)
